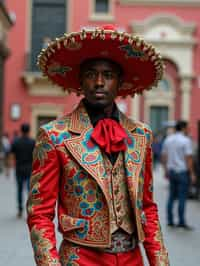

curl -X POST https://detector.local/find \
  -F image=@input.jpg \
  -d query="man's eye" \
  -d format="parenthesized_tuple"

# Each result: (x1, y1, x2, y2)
(103, 72, 115, 79)
(84, 71, 97, 79)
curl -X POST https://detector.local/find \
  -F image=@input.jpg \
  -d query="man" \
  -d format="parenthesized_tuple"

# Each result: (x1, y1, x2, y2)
(162, 120, 196, 229)
(27, 26, 169, 265)
(1, 132, 11, 176)
(11, 123, 35, 217)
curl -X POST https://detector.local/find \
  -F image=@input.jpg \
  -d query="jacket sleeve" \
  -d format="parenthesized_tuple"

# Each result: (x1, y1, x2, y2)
(26, 127, 61, 266)
(142, 130, 169, 266)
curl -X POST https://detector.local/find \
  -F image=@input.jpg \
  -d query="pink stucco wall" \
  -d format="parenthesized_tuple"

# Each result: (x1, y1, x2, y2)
(4, 0, 80, 138)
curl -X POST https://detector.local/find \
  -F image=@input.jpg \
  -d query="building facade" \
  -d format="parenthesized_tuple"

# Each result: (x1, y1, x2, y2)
(0, 0, 12, 151)
(4, 0, 200, 140)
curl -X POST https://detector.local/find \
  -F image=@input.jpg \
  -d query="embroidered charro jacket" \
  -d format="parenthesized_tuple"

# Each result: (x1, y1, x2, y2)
(27, 101, 169, 266)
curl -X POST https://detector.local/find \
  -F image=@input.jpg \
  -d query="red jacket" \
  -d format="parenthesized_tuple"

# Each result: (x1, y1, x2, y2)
(27, 101, 169, 266)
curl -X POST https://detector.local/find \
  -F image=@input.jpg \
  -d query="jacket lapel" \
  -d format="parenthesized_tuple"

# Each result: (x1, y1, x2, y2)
(64, 102, 146, 207)
(120, 112, 146, 203)
(64, 102, 110, 203)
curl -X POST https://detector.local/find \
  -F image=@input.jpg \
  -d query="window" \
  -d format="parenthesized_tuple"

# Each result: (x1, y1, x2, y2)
(157, 78, 171, 92)
(30, 0, 67, 71)
(150, 106, 168, 134)
(95, 0, 109, 13)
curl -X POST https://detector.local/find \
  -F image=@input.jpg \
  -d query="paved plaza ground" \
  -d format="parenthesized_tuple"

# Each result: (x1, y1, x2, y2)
(0, 166, 200, 266)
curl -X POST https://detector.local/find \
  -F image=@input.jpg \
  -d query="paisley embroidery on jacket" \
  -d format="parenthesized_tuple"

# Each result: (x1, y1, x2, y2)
(63, 166, 105, 240)
(89, 211, 108, 242)
(51, 132, 71, 145)
(33, 129, 53, 167)
(78, 176, 103, 217)
(59, 241, 80, 266)
(75, 220, 89, 239)
(155, 249, 169, 266)
(81, 129, 102, 163)
(27, 172, 43, 214)
(30, 226, 60, 266)
(154, 222, 169, 265)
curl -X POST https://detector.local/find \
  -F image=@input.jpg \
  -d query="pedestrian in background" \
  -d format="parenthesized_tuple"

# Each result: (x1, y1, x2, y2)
(152, 134, 163, 170)
(11, 123, 35, 218)
(12, 130, 19, 143)
(161, 120, 196, 229)
(27, 25, 169, 265)
(1, 132, 11, 177)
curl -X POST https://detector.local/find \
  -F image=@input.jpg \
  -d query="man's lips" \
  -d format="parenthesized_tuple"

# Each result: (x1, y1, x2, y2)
(94, 91, 107, 98)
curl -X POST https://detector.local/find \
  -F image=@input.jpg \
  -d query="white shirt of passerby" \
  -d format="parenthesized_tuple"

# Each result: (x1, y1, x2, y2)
(2, 136, 11, 153)
(162, 132, 193, 173)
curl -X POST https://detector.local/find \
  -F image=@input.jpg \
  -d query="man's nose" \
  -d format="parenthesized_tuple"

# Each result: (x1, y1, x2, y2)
(95, 73, 104, 87)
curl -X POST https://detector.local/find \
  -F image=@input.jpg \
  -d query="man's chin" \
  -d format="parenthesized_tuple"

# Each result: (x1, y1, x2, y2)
(92, 102, 108, 109)
(87, 100, 111, 109)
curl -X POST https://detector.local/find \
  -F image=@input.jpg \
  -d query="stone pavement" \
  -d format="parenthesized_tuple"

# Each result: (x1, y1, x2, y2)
(0, 166, 200, 266)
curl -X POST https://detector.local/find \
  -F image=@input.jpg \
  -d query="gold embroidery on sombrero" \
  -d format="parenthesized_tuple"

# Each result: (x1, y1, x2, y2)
(64, 41, 82, 50)
(27, 172, 43, 215)
(119, 44, 145, 58)
(48, 63, 72, 76)
(30, 226, 60, 266)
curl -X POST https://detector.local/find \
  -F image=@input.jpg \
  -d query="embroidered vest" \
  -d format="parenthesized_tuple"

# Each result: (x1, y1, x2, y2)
(103, 152, 135, 235)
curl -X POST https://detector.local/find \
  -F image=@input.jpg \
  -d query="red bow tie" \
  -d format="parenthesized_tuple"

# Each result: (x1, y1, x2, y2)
(91, 118, 128, 154)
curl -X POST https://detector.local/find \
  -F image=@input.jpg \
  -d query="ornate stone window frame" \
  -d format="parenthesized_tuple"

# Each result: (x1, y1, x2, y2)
(119, 0, 200, 6)
(22, 71, 68, 97)
(90, 0, 114, 22)
(130, 13, 196, 121)
(144, 74, 175, 123)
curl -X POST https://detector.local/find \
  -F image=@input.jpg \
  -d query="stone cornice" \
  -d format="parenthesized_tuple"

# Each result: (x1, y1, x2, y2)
(141, 40, 197, 47)
(179, 74, 196, 81)
(132, 13, 196, 36)
(119, 0, 200, 6)
(22, 71, 67, 97)
(131, 14, 197, 48)
(89, 14, 114, 22)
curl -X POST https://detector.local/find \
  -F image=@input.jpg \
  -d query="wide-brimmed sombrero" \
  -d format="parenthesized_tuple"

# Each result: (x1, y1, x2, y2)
(38, 25, 164, 97)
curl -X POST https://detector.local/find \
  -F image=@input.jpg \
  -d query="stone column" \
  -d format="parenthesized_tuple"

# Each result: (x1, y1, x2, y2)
(180, 76, 193, 120)
(131, 94, 140, 121)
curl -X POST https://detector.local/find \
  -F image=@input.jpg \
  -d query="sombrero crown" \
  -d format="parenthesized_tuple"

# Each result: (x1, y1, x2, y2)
(38, 25, 164, 97)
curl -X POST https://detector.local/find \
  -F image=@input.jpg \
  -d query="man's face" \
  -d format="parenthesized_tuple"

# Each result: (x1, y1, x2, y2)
(80, 59, 122, 108)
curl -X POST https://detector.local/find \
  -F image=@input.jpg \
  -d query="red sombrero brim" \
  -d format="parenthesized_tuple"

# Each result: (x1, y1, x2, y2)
(38, 29, 164, 97)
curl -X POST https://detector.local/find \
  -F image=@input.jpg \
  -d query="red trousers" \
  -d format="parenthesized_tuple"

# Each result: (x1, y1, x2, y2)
(59, 240, 144, 266)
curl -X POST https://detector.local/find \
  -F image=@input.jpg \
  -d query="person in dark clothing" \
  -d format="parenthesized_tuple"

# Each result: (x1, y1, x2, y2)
(152, 134, 163, 170)
(11, 123, 35, 218)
